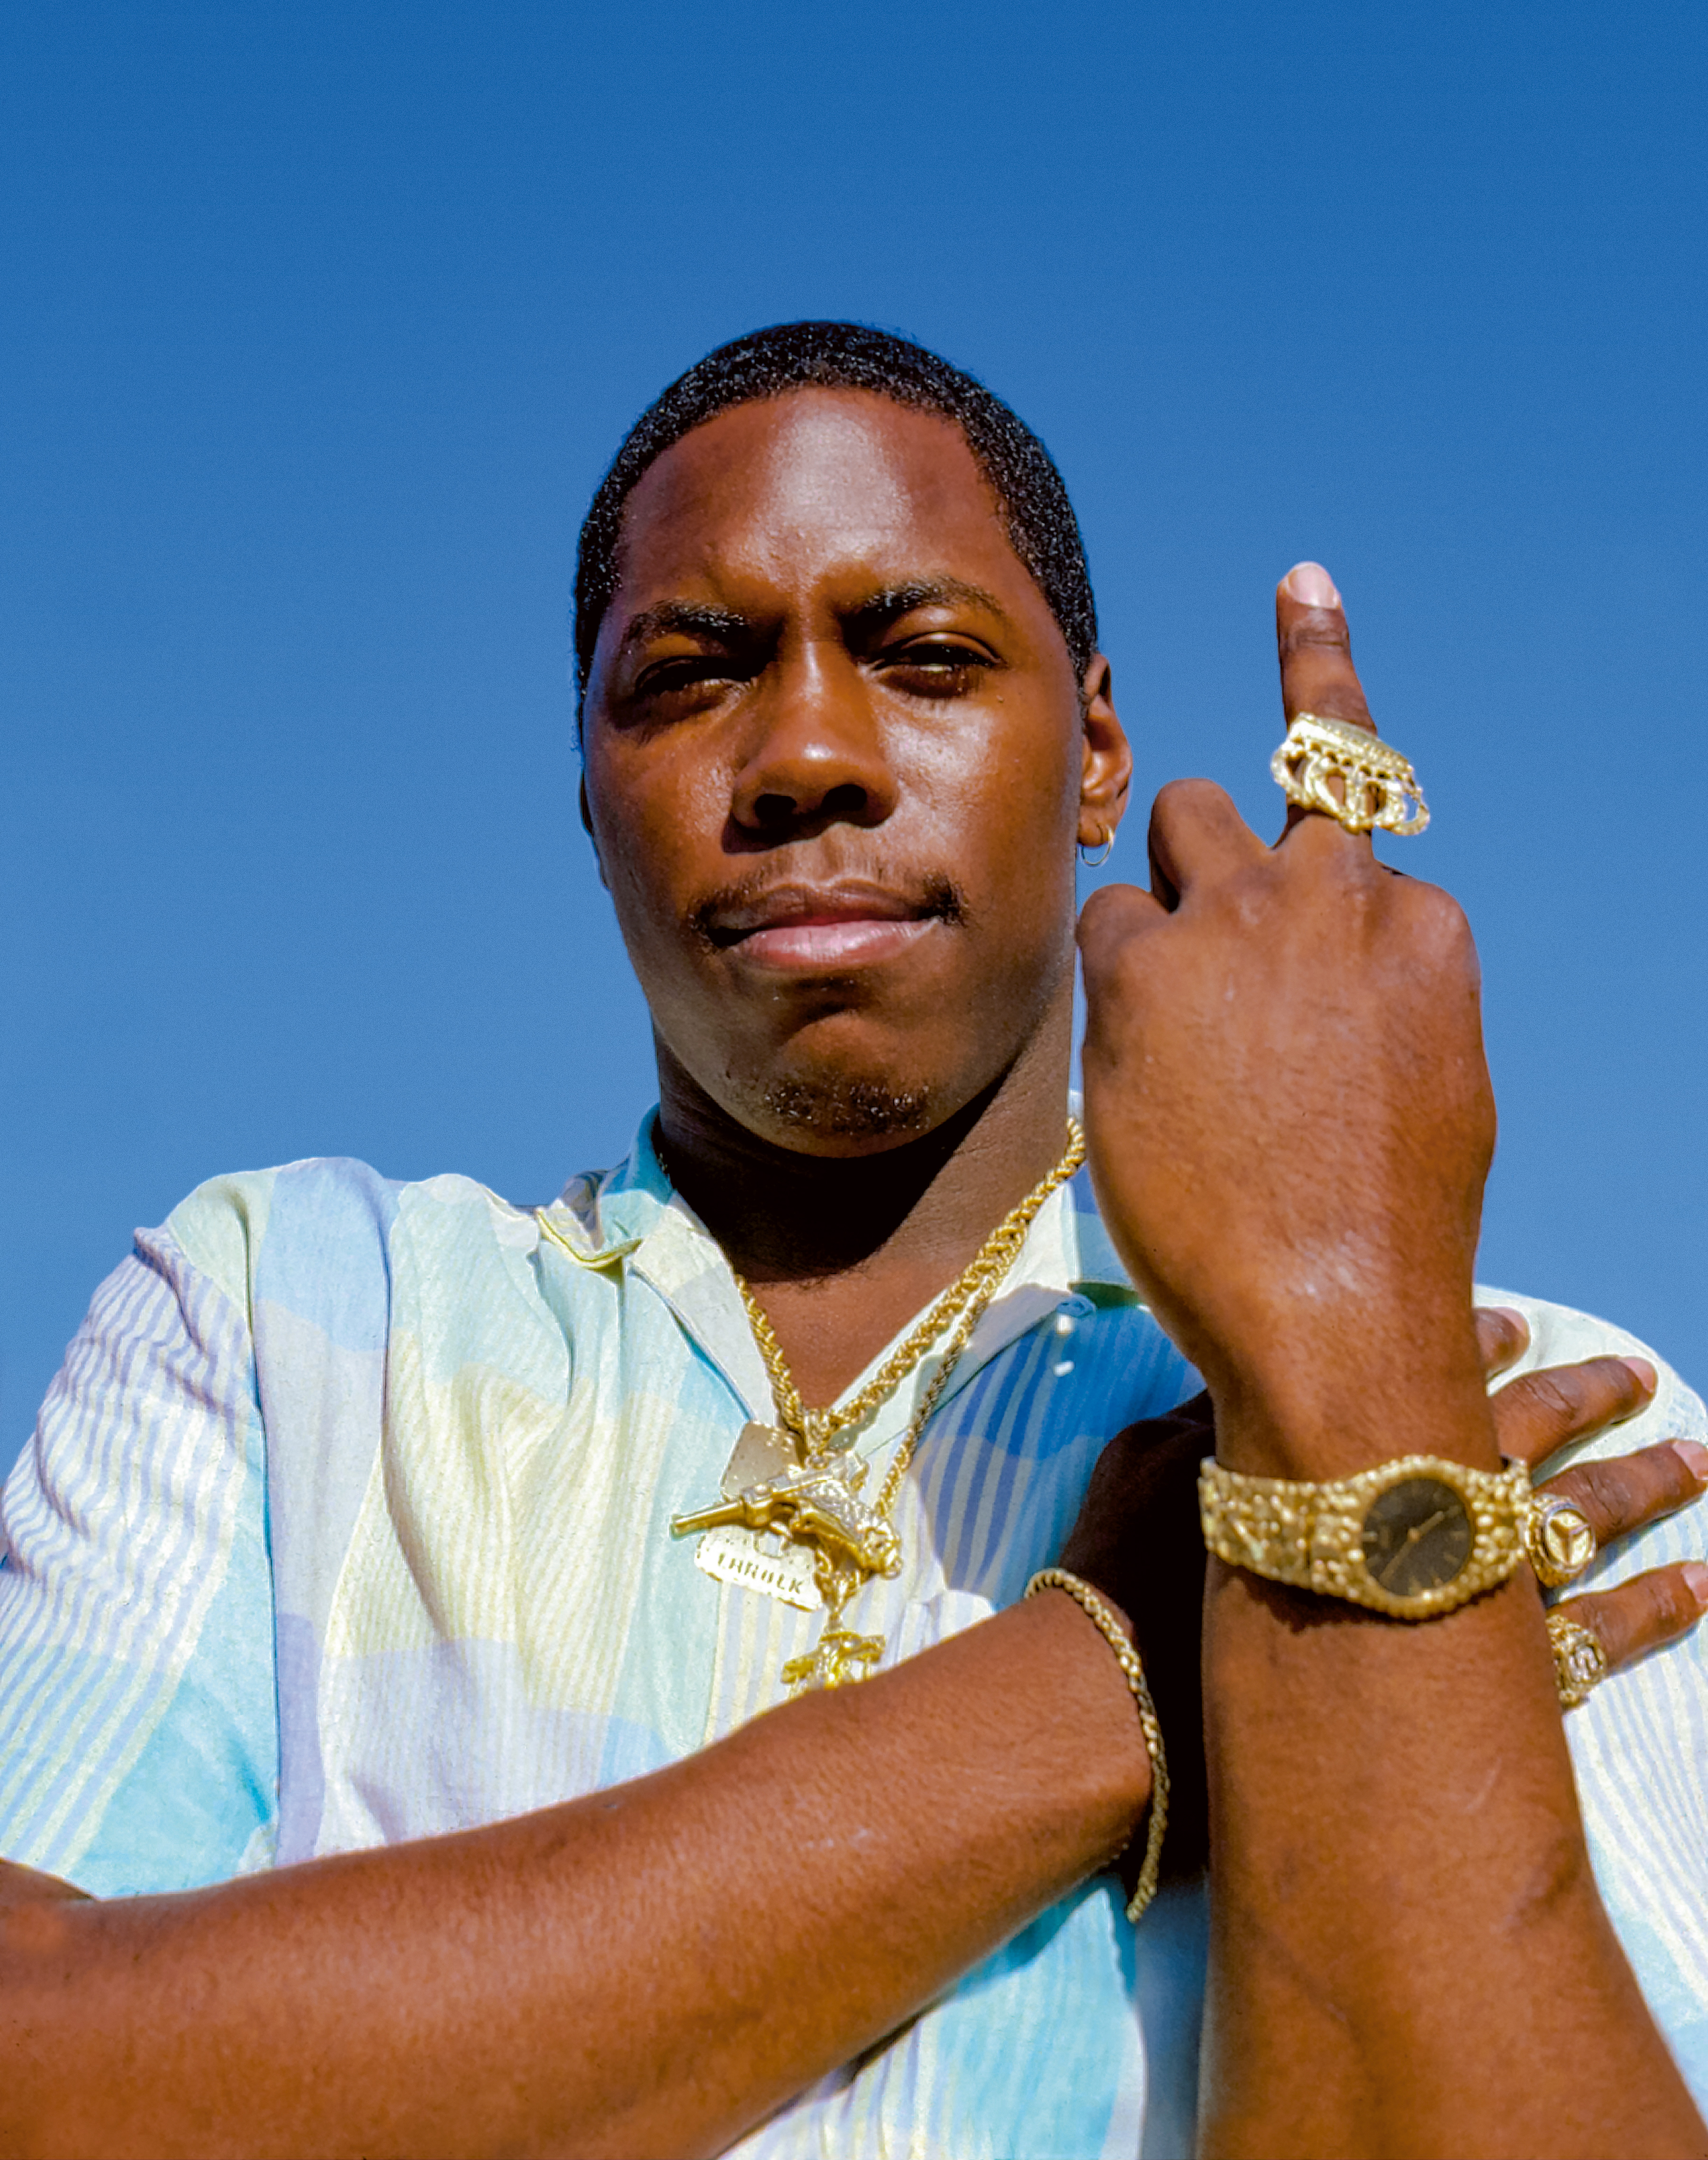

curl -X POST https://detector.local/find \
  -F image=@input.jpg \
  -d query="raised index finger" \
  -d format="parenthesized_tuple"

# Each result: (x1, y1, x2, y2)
(1276, 561, 1374, 735)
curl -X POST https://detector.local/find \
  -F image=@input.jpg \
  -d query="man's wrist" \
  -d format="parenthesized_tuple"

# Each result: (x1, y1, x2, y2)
(1011, 1587, 1153, 1847)
(1207, 1322, 1500, 1483)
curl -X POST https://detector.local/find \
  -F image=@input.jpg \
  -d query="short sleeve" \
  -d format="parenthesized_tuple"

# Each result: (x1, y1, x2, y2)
(0, 1224, 278, 1895)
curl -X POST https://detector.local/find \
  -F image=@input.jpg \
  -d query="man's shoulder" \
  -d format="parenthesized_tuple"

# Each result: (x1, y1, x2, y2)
(162, 1158, 534, 1320)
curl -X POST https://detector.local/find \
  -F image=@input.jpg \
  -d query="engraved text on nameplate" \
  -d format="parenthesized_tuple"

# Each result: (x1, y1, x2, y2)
(695, 1527, 823, 1610)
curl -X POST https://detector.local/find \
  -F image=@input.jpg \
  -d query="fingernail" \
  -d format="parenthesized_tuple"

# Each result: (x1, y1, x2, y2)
(1682, 1561, 1708, 1611)
(1284, 561, 1342, 609)
(1488, 1305, 1530, 1338)
(1671, 1440, 1708, 1484)
(1621, 1356, 1658, 1397)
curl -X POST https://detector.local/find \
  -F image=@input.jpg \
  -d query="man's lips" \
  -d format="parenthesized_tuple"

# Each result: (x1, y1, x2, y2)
(736, 917, 938, 969)
(705, 884, 946, 973)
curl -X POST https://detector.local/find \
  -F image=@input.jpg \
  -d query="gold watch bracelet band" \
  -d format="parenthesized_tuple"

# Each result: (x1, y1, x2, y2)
(1199, 1454, 1532, 1619)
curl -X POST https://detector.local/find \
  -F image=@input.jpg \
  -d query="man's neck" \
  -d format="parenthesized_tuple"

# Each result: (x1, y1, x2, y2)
(651, 1000, 1076, 1407)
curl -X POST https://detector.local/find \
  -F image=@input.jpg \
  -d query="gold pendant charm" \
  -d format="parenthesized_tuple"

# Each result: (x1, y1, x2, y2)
(670, 1430, 901, 1687)
(719, 1420, 797, 1493)
(780, 1559, 886, 1694)
(684, 1423, 821, 1609)
(782, 1625, 887, 1692)
(671, 1449, 903, 1579)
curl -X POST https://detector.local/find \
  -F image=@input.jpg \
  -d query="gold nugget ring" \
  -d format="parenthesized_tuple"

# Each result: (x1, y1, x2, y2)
(1547, 1608, 1608, 1710)
(1271, 711, 1430, 836)
(1525, 1493, 1597, 1589)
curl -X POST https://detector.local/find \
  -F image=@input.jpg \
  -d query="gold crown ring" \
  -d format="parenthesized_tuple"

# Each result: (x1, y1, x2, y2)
(1271, 711, 1430, 836)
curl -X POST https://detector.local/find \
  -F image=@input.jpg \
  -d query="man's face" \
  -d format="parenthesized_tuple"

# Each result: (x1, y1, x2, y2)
(580, 388, 1128, 1156)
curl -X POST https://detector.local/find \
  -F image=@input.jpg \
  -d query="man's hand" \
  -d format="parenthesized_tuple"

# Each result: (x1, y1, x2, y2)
(1082, 561, 1708, 2159)
(1077, 562, 1495, 1478)
(1477, 1306, 1708, 1670)
(1055, 1307, 1708, 1884)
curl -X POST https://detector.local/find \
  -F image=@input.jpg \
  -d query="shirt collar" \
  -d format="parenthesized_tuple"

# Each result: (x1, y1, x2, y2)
(538, 1108, 678, 1264)
(538, 1106, 1138, 1438)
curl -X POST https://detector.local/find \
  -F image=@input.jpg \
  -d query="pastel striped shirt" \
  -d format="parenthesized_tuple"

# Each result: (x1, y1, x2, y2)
(0, 1114, 1704, 2155)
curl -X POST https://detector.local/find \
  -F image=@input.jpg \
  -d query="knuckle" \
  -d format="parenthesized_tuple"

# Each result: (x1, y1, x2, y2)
(1278, 612, 1353, 659)
(1576, 1568, 1704, 1667)
(1557, 1589, 1626, 1664)
(1402, 883, 1476, 963)
(1572, 1442, 1708, 1536)
(1078, 887, 1158, 972)
(1476, 1307, 1529, 1373)
(1551, 1459, 1636, 1535)
(1077, 883, 1130, 943)
(1501, 1357, 1638, 1460)
(1505, 1367, 1587, 1442)
(1153, 776, 1234, 826)
(1555, 1590, 1608, 1645)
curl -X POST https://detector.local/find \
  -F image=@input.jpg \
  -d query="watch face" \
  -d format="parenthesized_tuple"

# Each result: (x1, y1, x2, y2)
(1360, 1476, 1474, 1598)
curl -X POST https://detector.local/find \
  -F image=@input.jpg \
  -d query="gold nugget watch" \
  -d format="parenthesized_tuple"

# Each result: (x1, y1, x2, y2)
(1199, 1454, 1532, 1619)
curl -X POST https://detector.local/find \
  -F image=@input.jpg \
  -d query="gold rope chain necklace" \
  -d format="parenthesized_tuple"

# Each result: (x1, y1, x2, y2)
(671, 1119, 1086, 1692)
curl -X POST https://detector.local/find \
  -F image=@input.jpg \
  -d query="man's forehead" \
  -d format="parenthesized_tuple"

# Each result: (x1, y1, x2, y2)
(611, 388, 1026, 604)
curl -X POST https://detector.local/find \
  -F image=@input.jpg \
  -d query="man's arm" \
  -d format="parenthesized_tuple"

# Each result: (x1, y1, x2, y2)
(2, 1302, 1701, 2158)
(1199, 1484, 1704, 2159)
(0, 1198, 1156, 2158)
(0, 1587, 1146, 2160)
(1077, 563, 1708, 2159)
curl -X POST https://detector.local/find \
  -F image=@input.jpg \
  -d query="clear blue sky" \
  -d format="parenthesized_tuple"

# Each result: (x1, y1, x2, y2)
(3, 0, 1704, 1474)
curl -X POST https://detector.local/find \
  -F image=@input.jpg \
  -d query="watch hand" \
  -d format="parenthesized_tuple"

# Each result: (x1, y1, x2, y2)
(1377, 1510, 1450, 1585)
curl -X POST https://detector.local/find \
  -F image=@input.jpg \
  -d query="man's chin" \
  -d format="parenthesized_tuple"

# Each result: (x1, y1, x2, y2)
(759, 1073, 936, 1150)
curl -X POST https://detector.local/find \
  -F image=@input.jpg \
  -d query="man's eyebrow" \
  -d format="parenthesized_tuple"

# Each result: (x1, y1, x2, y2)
(843, 579, 1014, 631)
(614, 580, 1011, 655)
(616, 601, 752, 652)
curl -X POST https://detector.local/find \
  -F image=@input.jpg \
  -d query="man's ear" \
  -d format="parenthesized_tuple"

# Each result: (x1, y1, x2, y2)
(579, 776, 610, 892)
(1077, 654, 1132, 851)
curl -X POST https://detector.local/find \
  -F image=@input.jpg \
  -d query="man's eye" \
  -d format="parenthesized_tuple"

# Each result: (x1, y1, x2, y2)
(881, 641, 993, 688)
(634, 656, 739, 698)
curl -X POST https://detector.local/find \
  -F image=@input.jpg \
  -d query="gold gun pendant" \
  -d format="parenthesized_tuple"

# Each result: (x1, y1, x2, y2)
(670, 1491, 785, 1540)
(673, 1468, 902, 1580)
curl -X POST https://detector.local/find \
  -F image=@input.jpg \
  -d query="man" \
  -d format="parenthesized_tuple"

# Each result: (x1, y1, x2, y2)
(0, 320, 1705, 2158)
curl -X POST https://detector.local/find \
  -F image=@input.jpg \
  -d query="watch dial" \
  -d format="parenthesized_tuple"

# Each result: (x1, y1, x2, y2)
(1360, 1476, 1473, 1597)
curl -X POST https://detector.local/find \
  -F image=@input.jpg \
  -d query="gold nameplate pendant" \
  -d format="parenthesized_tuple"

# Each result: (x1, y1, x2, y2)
(694, 1526, 823, 1609)
(681, 1422, 820, 1611)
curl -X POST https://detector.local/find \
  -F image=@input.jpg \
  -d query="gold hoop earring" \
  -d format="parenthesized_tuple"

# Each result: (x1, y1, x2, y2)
(1078, 823, 1115, 869)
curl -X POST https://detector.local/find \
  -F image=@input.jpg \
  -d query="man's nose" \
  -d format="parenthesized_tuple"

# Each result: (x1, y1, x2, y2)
(729, 645, 897, 837)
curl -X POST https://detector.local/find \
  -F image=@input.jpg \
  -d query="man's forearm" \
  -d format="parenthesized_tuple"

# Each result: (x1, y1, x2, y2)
(1199, 1361, 1706, 2160)
(0, 1591, 1145, 2160)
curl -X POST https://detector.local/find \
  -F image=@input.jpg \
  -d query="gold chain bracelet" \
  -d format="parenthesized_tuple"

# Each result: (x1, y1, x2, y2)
(1026, 1568, 1169, 1923)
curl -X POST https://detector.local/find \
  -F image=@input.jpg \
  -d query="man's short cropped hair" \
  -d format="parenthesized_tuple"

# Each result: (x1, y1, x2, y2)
(573, 321, 1099, 718)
